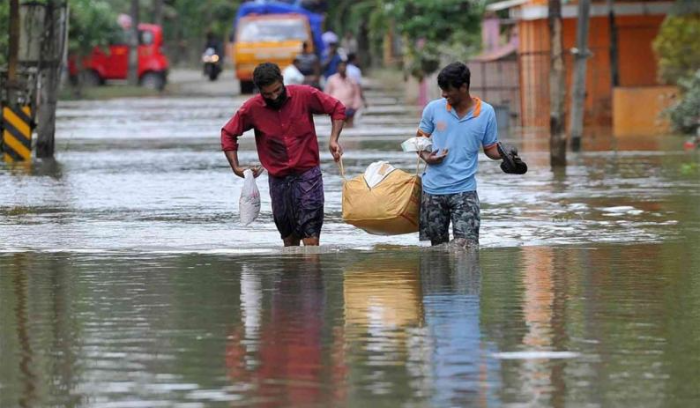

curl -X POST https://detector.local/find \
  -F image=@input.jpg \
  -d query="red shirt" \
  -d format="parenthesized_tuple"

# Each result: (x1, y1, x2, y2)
(221, 85, 346, 177)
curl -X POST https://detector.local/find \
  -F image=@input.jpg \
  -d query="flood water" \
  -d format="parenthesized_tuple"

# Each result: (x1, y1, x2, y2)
(1, 88, 700, 407)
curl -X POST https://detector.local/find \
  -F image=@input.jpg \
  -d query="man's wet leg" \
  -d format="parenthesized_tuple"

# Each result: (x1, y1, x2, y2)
(283, 235, 301, 247)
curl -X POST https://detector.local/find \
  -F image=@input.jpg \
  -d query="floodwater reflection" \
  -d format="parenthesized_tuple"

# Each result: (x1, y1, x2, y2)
(2, 243, 699, 407)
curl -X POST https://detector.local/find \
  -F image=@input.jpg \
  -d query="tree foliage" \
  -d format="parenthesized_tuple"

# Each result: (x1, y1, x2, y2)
(68, 0, 122, 56)
(328, 0, 484, 79)
(666, 70, 700, 134)
(652, 14, 700, 84)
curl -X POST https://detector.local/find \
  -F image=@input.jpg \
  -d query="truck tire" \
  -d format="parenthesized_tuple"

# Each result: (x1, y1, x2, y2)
(81, 70, 103, 87)
(240, 80, 255, 94)
(141, 72, 165, 91)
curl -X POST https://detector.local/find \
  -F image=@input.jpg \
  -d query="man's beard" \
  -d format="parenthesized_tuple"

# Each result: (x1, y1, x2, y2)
(263, 87, 288, 109)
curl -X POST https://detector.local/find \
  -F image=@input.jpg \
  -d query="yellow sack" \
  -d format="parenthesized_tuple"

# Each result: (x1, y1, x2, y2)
(340, 160, 422, 235)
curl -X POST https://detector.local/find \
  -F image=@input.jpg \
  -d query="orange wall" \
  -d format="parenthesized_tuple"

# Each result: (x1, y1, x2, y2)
(518, 14, 665, 129)
(613, 86, 677, 136)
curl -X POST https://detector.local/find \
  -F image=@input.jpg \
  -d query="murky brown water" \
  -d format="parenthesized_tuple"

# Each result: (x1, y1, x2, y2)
(2, 244, 700, 407)
(1, 88, 700, 407)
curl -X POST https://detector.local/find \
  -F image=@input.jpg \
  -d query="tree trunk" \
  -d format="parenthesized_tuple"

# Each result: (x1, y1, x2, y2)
(569, 0, 591, 152)
(153, 0, 163, 26)
(548, 0, 567, 167)
(127, 0, 140, 86)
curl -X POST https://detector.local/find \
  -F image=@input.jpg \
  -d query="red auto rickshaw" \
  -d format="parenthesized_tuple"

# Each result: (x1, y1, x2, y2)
(69, 23, 169, 90)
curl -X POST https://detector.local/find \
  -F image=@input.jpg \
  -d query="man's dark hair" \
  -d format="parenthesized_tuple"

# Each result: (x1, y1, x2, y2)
(437, 62, 471, 91)
(347, 53, 357, 64)
(253, 63, 283, 88)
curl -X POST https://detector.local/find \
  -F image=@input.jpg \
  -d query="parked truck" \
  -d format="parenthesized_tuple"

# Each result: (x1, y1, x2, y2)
(231, 1, 325, 94)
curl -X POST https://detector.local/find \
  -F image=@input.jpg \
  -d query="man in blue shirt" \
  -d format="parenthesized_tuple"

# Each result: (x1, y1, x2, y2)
(416, 62, 503, 247)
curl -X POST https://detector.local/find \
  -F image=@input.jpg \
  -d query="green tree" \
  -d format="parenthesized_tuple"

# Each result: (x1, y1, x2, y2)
(67, 0, 122, 57)
(328, 0, 484, 79)
(652, 14, 700, 84)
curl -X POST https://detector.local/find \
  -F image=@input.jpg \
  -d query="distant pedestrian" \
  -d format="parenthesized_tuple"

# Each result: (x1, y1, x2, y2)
(341, 31, 358, 55)
(325, 60, 362, 127)
(296, 41, 321, 88)
(282, 57, 305, 85)
(346, 53, 367, 108)
(321, 42, 343, 80)
(221, 63, 347, 247)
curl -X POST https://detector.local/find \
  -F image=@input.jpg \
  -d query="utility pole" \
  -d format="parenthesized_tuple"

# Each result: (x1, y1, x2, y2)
(2, 0, 21, 156)
(127, 0, 140, 86)
(7, 0, 21, 104)
(569, 0, 591, 152)
(548, 0, 567, 167)
(36, 1, 68, 158)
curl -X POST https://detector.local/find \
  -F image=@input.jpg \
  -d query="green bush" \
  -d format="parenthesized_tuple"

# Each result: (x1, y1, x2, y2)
(666, 70, 700, 134)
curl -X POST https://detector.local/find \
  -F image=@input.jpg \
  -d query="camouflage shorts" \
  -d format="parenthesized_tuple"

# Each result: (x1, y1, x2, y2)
(419, 191, 480, 245)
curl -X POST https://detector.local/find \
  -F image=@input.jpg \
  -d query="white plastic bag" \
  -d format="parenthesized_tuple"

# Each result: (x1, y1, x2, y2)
(401, 136, 432, 152)
(239, 169, 261, 226)
(363, 161, 396, 189)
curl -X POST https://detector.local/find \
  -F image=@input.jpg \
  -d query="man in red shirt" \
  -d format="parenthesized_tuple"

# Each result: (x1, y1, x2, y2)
(221, 63, 346, 247)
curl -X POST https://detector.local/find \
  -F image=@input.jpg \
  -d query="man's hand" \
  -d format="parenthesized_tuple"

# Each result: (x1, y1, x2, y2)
(329, 140, 343, 162)
(420, 149, 449, 165)
(497, 143, 528, 174)
(233, 165, 264, 178)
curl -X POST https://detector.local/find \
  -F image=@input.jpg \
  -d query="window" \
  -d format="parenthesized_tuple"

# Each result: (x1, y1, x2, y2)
(238, 18, 309, 43)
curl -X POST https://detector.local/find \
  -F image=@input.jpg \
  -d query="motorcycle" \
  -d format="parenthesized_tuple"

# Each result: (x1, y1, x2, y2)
(202, 47, 222, 81)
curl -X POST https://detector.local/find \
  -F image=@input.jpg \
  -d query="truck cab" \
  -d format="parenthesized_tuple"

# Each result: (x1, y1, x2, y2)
(232, 1, 324, 94)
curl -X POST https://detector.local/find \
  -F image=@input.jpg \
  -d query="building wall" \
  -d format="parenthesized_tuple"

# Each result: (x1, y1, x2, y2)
(518, 13, 665, 129)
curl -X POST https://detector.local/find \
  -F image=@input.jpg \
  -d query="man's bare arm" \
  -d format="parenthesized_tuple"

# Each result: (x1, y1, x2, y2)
(329, 119, 344, 161)
(224, 150, 262, 178)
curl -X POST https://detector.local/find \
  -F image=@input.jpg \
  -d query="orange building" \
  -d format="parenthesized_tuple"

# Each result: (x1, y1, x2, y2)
(491, 0, 677, 136)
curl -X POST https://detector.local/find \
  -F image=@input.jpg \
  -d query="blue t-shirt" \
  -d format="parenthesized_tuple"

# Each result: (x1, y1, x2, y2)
(418, 98, 498, 195)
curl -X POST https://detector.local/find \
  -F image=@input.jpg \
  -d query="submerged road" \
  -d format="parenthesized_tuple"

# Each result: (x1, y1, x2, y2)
(1, 69, 698, 253)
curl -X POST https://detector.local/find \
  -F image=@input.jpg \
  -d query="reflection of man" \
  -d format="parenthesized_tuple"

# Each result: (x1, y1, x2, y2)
(225, 255, 348, 405)
(221, 63, 346, 247)
(419, 250, 497, 407)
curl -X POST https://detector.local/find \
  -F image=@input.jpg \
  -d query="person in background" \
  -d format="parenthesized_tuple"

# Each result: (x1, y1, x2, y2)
(204, 30, 224, 57)
(346, 53, 367, 108)
(325, 60, 362, 128)
(283, 57, 305, 85)
(321, 42, 343, 80)
(221, 63, 346, 247)
(296, 41, 321, 88)
(341, 31, 358, 55)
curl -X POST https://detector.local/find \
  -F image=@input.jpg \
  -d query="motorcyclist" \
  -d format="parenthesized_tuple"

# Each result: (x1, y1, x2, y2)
(204, 31, 224, 58)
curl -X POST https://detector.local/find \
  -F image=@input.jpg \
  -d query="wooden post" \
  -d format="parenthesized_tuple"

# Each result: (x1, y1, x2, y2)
(127, 0, 140, 86)
(607, 0, 620, 87)
(569, 0, 591, 152)
(548, 0, 567, 167)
